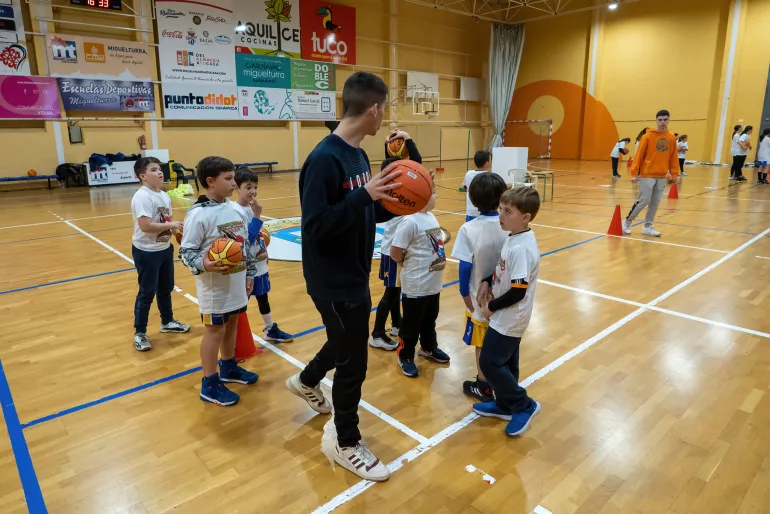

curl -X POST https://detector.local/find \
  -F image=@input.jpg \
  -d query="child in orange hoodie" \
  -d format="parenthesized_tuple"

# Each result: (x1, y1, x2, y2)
(623, 110, 679, 237)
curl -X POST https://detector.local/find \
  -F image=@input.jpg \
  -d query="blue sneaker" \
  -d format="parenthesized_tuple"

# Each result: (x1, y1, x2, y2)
(220, 358, 259, 385)
(264, 323, 294, 343)
(505, 400, 542, 437)
(398, 356, 418, 377)
(472, 401, 513, 420)
(418, 347, 450, 363)
(200, 375, 240, 406)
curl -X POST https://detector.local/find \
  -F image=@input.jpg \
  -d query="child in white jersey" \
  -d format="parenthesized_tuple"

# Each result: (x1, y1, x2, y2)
(474, 186, 542, 437)
(451, 172, 509, 402)
(130, 157, 189, 352)
(390, 185, 450, 377)
(370, 133, 424, 350)
(230, 167, 293, 342)
(757, 129, 770, 185)
(461, 150, 492, 221)
(610, 138, 631, 179)
(180, 157, 259, 407)
(677, 135, 689, 177)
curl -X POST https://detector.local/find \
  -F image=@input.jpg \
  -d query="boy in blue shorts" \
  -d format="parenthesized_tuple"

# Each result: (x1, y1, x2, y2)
(450, 172, 508, 402)
(180, 157, 259, 407)
(230, 167, 293, 342)
(474, 186, 542, 436)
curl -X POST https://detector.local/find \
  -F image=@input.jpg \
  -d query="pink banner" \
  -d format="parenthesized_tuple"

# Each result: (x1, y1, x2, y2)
(0, 75, 61, 119)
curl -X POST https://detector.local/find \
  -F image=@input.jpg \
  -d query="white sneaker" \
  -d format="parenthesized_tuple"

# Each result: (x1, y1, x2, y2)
(369, 335, 398, 351)
(133, 332, 152, 351)
(160, 320, 190, 333)
(622, 219, 632, 235)
(389, 326, 399, 337)
(641, 226, 661, 237)
(334, 441, 391, 482)
(286, 373, 331, 413)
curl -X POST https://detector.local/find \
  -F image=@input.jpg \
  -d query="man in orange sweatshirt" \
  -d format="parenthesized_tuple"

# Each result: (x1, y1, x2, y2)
(623, 110, 679, 237)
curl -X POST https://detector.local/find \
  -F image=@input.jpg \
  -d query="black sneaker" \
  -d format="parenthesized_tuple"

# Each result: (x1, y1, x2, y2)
(369, 333, 398, 351)
(398, 356, 418, 377)
(737, 176, 748, 182)
(463, 378, 494, 402)
(418, 347, 450, 363)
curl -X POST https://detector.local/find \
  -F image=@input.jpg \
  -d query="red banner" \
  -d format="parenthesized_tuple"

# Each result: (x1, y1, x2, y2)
(300, 0, 355, 65)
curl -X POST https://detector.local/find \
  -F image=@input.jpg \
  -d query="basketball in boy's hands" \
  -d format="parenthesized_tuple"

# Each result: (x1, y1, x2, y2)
(381, 160, 433, 216)
(260, 226, 271, 247)
(386, 137, 410, 159)
(209, 238, 242, 266)
(620, 148, 629, 155)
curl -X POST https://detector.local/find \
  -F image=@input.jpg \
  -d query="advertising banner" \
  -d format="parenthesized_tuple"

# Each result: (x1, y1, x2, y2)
(0, 75, 60, 119)
(163, 82, 238, 120)
(233, 0, 300, 58)
(300, 0, 355, 65)
(235, 52, 290, 88)
(86, 160, 140, 186)
(45, 34, 152, 80)
(237, 87, 335, 121)
(156, 0, 237, 85)
(290, 59, 335, 91)
(0, 0, 30, 75)
(291, 89, 335, 120)
(58, 78, 155, 112)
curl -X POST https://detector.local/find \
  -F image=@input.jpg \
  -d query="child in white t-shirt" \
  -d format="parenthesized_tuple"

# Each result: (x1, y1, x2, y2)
(461, 150, 492, 221)
(451, 172, 509, 403)
(757, 129, 770, 185)
(390, 186, 450, 378)
(474, 186, 542, 437)
(610, 138, 631, 179)
(230, 167, 293, 343)
(180, 157, 259, 407)
(130, 157, 189, 352)
(677, 135, 689, 177)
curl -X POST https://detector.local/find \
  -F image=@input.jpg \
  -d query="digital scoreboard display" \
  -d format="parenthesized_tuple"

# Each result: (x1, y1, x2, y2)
(70, 0, 123, 11)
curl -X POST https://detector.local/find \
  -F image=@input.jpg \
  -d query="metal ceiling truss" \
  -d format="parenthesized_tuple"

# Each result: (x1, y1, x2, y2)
(402, 0, 639, 25)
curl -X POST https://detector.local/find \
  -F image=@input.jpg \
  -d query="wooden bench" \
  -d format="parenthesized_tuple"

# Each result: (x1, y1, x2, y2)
(234, 161, 278, 174)
(0, 175, 59, 190)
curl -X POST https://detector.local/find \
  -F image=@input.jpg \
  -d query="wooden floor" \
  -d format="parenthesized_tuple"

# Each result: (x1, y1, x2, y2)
(1, 159, 770, 514)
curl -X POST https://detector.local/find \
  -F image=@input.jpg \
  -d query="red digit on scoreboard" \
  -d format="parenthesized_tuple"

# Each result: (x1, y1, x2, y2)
(87, 0, 95, 5)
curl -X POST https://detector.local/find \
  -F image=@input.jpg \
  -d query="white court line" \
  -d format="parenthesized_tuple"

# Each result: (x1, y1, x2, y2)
(58, 214, 428, 446)
(0, 220, 64, 231)
(534, 506, 554, 514)
(314, 226, 770, 513)
(757, 256, 770, 260)
(434, 210, 729, 254)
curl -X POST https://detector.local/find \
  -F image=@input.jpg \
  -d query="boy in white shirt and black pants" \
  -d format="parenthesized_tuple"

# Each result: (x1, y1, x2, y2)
(130, 157, 189, 352)
(391, 187, 451, 377)
(461, 150, 492, 221)
(474, 187, 542, 437)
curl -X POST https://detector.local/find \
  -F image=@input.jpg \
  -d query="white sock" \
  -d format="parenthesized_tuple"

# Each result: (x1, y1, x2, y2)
(262, 312, 273, 329)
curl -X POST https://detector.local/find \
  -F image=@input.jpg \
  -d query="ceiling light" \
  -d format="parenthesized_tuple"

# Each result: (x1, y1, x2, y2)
(608, 2, 618, 10)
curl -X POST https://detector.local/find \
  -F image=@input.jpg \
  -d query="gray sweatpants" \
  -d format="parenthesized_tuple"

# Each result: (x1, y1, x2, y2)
(626, 178, 666, 228)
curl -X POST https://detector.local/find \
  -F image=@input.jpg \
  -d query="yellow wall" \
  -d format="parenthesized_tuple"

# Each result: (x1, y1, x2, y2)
(509, 0, 770, 164)
(0, 0, 489, 179)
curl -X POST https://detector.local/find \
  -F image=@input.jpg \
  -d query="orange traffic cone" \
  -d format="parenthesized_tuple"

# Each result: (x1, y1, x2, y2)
(668, 182, 679, 199)
(607, 205, 624, 236)
(235, 312, 262, 360)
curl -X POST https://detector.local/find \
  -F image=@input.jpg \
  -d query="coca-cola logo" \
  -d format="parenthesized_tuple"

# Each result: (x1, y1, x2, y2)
(160, 9, 185, 18)
(162, 30, 183, 39)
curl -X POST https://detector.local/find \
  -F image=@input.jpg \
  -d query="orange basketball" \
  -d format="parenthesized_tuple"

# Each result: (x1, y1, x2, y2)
(27, 169, 37, 177)
(208, 238, 242, 266)
(260, 226, 271, 247)
(386, 137, 409, 159)
(620, 147, 629, 155)
(381, 160, 433, 216)
(174, 231, 183, 244)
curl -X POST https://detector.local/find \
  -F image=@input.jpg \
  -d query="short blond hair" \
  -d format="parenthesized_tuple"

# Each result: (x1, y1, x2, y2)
(500, 186, 540, 221)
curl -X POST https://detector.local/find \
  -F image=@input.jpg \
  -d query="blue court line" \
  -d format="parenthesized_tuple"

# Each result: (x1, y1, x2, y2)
(540, 234, 606, 257)
(0, 361, 47, 513)
(0, 267, 136, 295)
(20, 367, 201, 430)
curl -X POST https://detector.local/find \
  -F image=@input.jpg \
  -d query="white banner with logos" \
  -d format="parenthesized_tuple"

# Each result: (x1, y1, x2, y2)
(163, 82, 239, 120)
(0, 0, 30, 75)
(233, 0, 301, 58)
(86, 161, 140, 186)
(156, 0, 237, 85)
(238, 87, 335, 120)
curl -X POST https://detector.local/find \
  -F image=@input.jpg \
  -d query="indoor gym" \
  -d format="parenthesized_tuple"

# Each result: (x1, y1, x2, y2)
(2, 0, 770, 513)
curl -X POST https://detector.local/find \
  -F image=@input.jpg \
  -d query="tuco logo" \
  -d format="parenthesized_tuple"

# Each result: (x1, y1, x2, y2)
(160, 9, 185, 18)
(162, 30, 183, 39)
(215, 35, 231, 44)
(207, 15, 227, 24)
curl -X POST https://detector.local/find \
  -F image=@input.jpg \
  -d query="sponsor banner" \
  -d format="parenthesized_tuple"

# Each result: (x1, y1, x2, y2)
(86, 160, 139, 186)
(163, 82, 238, 120)
(0, 0, 29, 75)
(237, 87, 335, 120)
(300, 0, 355, 65)
(290, 59, 335, 91)
(0, 75, 60, 119)
(156, 0, 237, 85)
(237, 86, 292, 120)
(291, 89, 335, 120)
(45, 34, 152, 80)
(263, 217, 386, 262)
(235, 52, 290, 88)
(58, 78, 155, 112)
(233, 0, 301, 58)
